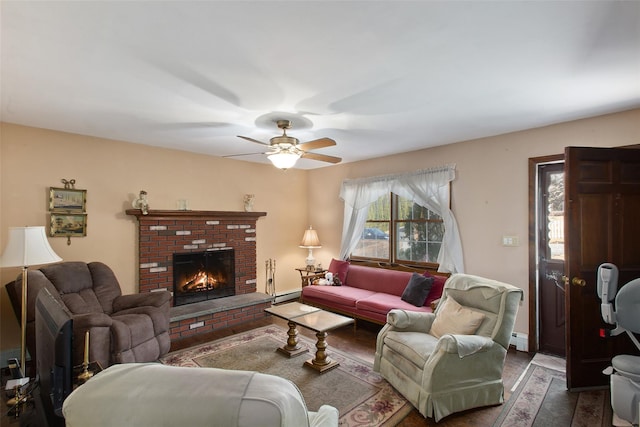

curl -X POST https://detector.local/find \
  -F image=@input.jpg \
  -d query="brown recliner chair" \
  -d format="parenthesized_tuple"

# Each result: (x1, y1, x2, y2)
(6, 261, 171, 371)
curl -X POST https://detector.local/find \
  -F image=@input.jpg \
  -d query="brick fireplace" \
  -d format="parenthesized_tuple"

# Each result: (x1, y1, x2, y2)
(126, 209, 272, 342)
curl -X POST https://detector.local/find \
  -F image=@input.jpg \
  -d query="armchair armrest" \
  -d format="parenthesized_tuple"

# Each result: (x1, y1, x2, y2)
(387, 309, 435, 332)
(374, 310, 436, 372)
(113, 291, 171, 312)
(69, 313, 114, 368)
(71, 312, 113, 329)
(435, 334, 494, 358)
(308, 405, 339, 427)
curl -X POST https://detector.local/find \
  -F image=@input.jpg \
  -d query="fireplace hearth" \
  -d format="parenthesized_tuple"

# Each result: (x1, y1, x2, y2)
(173, 250, 235, 306)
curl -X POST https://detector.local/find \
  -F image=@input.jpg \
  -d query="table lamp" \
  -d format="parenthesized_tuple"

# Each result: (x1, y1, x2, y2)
(299, 226, 321, 268)
(0, 226, 62, 379)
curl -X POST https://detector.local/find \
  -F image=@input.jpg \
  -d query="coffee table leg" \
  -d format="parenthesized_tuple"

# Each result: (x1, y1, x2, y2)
(277, 321, 308, 357)
(304, 331, 340, 373)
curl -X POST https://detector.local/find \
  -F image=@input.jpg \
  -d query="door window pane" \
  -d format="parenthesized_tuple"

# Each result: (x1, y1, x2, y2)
(547, 171, 564, 260)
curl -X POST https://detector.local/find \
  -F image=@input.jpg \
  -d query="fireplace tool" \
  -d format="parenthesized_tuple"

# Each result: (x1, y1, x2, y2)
(265, 259, 276, 296)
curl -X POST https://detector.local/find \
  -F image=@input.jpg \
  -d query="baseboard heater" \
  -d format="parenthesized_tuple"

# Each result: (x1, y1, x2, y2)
(510, 332, 528, 352)
(273, 291, 301, 304)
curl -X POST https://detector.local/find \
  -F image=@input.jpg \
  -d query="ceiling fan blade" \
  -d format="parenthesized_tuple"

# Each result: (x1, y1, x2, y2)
(237, 135, 269, 146)
(301, 152, 342, 164)
(297, 137, 336, 151)
(223, 151, 270, 158)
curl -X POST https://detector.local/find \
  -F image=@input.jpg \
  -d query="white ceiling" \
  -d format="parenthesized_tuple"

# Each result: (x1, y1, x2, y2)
(2, 1, 639, 169)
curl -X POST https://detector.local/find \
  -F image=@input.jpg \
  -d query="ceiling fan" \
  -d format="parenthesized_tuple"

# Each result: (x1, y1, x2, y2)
(232, 120, 342, 169)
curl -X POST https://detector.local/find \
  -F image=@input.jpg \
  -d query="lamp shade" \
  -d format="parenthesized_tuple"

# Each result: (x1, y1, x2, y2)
(268, 152, 300, 170)
(0, 226, 62, 268)
(299, 226, 321, 248)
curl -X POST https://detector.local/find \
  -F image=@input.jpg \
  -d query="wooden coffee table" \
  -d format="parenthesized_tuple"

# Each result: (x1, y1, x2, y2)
(265, 302, 354, 373)
(293, 309, 355, 373)
(264, 302, 321, 357)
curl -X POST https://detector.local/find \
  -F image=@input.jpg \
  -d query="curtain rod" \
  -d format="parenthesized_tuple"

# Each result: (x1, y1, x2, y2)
(342, 164, 456, 186)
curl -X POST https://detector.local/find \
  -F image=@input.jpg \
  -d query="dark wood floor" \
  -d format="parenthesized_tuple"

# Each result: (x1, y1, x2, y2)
(172, 314, 534, 426)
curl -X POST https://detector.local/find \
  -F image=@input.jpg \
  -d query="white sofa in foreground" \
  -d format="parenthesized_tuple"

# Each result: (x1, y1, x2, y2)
(62, 363, 339, 427)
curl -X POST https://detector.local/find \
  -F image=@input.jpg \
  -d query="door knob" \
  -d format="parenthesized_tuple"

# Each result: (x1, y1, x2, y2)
(571, 277, 586, 287)
(561, 276, 586, 287)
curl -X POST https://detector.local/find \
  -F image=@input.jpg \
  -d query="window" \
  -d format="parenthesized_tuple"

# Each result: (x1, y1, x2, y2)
(352, 195, 390, 260)
(340, 165, 462, 273)
(351, 193, 445, 266)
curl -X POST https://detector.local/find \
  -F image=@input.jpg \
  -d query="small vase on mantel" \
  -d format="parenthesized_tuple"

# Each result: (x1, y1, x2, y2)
(243, 194, 255, 212)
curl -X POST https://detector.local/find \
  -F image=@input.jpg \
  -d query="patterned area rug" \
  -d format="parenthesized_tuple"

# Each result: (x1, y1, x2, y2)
(493, 354, 612, 427)
(160, 325, 412, 426)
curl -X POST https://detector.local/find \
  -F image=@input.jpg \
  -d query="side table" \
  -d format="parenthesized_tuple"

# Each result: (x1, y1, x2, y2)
(295, 267, 327, 287)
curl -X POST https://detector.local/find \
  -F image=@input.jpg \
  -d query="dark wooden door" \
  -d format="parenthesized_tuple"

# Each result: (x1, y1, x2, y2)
(538, 163, 566, 356)
(565, 146, 640, 390)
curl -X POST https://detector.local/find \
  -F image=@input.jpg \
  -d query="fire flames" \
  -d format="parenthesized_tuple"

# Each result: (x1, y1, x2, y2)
(181, 270, 225, 293)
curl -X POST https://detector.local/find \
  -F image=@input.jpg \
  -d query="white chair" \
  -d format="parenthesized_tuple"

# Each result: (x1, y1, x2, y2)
(62, 363, 339, 427)
(374, 274, 523, 421)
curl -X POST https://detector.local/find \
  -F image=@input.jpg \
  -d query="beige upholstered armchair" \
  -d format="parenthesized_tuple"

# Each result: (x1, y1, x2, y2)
(6, 261, 171, 370)
(373, 274, 523, 422)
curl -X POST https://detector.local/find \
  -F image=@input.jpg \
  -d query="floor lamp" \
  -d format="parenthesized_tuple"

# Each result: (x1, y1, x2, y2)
(0, 226, 62, 381)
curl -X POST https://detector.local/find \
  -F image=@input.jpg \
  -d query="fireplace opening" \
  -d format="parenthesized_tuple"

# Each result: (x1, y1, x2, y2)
(173, 250, 235, 306)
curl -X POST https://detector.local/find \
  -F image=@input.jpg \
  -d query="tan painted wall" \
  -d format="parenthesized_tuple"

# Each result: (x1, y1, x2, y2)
(2, 108, 639, 354)
(0, 123, 311, 353)
(308, 108, 640, 335)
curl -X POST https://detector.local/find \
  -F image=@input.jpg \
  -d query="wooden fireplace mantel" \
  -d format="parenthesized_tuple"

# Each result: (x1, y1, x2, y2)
(125, 209, 267, 221)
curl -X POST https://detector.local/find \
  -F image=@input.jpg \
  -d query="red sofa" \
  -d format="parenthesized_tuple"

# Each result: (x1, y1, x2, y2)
(300, 262, 446, 324)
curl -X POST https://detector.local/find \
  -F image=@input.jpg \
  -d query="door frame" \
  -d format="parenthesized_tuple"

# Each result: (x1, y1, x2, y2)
(528, 154, 563, 354)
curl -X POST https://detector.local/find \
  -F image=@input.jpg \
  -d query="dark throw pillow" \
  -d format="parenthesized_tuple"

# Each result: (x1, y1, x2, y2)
(401, 273, 434, 307)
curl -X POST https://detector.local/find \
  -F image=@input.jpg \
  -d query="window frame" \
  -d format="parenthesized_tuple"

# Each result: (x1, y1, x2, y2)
(350, 192, 444, 269)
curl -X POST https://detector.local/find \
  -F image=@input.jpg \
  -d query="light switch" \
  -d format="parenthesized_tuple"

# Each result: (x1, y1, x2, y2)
(502, 236, 519, 246)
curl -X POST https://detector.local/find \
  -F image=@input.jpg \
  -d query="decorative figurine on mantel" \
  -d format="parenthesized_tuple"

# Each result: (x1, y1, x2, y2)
(132, 190, 149, 215)
(243, 194, 255, 212)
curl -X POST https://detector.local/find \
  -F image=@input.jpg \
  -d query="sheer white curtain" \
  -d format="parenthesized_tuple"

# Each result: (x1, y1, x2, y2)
(338, 164, 464, 274)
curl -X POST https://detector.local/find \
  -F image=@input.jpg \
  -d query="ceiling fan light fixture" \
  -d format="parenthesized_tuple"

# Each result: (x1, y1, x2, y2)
(236, 118, 340, 167)
(268, 152, 300, 170)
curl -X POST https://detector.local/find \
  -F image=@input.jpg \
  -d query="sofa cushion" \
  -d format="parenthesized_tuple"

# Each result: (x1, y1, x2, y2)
(356, 292, 432, 315)
(302, 285, 376, 307)
(430, 296, 486, 338)
(424, 272, 447, 306)
(328, 258, 349, 284)
(401, 273, 433, 307)
(383, 330, 440, 369)
(345, 265, 413, 295)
